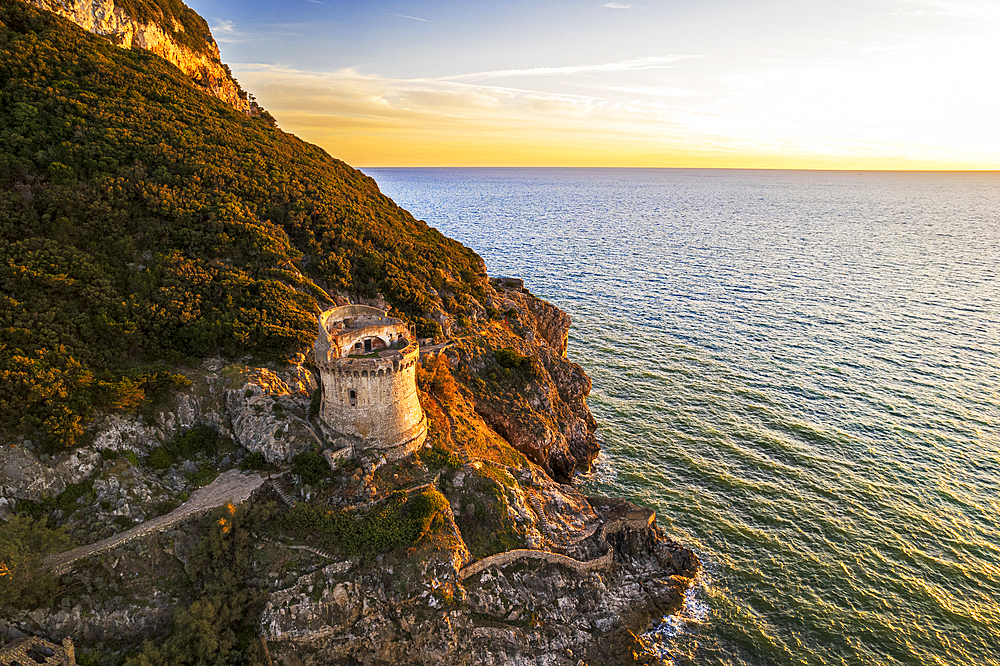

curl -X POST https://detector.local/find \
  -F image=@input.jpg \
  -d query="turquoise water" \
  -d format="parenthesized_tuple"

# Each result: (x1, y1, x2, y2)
(363, 168, 1000, 666)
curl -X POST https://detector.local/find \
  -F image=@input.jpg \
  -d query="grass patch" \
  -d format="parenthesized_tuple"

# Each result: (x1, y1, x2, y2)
(455, 470, 525, 560)
(277, 488, 449, 560)
(417, 441, 462, 471)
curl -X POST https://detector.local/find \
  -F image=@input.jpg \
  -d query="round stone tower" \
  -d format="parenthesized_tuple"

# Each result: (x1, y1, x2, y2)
(313, 305, 427, 459)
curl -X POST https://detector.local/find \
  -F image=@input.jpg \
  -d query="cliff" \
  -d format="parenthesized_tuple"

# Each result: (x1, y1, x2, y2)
(449, 282, 599, 482)
(1, 350, 698, 666)
(27, 0, 258, 115)
(0, 2, 700, 664)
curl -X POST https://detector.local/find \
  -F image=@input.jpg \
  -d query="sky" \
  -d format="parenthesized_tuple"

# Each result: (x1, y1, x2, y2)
(185, 0, 1000, 169)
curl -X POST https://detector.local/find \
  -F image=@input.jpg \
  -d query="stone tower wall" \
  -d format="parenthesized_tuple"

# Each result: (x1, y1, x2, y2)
(318, 345, 426, 458)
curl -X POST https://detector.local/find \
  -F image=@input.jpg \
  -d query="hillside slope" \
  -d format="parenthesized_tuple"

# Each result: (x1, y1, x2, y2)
(0, 0, 488, 450)
(0, 3, 701, 664)
(27, 0, 260, 114)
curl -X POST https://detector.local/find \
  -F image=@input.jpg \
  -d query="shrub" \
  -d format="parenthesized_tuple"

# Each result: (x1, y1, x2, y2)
(189, 467, 218, 488)
(148, 446, 175, 470)
(0, 515, 71, 609)
(241, 451, 267, 471)
(153, 499, 180, 517)
(495, 347, 530, 370)
(292, 450, 328, 485)
(277, 488, 448, 559)
(418, 442, 462, 471)
(171, 425, 219, 458)
(113, 515, 132, 529)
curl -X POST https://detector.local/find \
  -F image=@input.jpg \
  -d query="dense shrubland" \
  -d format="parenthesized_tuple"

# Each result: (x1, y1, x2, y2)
(0, 1, 489, 450)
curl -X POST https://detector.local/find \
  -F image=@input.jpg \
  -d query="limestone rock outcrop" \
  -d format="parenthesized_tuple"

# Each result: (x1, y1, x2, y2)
(451, 284, 599, 483)
(0, 445, 101, 503)
(226, 366, 320, 464)
(28, 0, 255, 114)
(260, 493, 699, 666)
(0, 357, 319, 505)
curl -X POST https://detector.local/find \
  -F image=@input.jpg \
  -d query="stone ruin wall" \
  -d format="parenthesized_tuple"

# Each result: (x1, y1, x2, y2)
(318, 350, 426, 457)
(315, 306, 427, 459)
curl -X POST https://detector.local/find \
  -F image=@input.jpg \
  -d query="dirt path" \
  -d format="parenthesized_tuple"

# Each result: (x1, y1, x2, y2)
(43, 469, 267, 575)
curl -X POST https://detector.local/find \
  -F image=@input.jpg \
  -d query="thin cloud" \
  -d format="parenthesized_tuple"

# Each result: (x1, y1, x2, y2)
(606, 85, 698, 97)
(212, 19, 237, 34)
(442, 55, 694, 81)
(602, 3, 634, 8)
(210, 18, 249, 43)
(889, 0, 1000, 19)
(388, 13, 429, 22)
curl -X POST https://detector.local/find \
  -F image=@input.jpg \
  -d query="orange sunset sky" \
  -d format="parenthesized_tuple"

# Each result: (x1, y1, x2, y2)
(187, 0, 999, 169)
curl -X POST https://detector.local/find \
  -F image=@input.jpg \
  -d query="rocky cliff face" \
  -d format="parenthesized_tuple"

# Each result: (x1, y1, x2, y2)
(449, 283, 599, 483)
(28, 0, 254, 114)
(0, 356, 317, 514)
(261, 495, 699, 666)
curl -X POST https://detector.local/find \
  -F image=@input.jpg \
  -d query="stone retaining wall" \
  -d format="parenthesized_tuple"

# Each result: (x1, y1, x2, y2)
(457, 506, 656, 582)
(458, 547, 614, 581)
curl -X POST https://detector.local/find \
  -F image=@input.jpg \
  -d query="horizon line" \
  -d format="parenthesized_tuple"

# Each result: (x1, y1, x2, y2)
(359, 166, 1000, 173)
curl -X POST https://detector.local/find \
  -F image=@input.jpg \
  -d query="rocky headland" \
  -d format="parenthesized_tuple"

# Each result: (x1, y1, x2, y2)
(2, 285, 699, 665)
(0, 2, 700, 663)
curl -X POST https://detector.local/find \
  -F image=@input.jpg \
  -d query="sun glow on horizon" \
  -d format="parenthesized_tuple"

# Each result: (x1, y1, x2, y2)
(193, 0, 1000, 169)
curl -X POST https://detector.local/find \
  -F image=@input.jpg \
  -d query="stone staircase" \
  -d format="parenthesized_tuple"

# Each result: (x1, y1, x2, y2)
(529, 492, 553, 539)
(287, 544, 336, 561)
(271, 477, 297, 508)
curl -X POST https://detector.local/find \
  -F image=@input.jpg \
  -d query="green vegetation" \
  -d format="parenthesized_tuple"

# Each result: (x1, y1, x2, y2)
(187, 466, 217, 488)
(240, 451, 267, 471)
(124, 501, 281, 666)
(172, 424, 220, 458)
(148, 424, 220, 469)
(417, 350, 531, 470)
(291, 449, 328, 485)
(494, 347, 530, 370)
(278, 488, 449, 560)
(455, 469, 525, 560)
(0, 1, 489, 451)
(417, 440, 463, 471)
(17, 479, 96, 520)
(0, 514, 72, 609)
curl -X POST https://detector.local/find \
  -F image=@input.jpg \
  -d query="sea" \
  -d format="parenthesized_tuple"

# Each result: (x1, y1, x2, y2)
(361, 168, 1000, 666)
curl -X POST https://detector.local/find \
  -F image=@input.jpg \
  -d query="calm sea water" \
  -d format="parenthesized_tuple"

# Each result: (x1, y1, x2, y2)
(362, 168, 1000, 666)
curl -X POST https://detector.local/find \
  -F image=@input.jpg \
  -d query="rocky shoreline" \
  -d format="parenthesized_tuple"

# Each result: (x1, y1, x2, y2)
(2, 289, 698, 665)
(0, 289, 699, 666)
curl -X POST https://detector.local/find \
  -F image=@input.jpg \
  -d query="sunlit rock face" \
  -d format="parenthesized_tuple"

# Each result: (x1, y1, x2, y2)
(449, 284, 599, 483)
(28, 0, 253, 114)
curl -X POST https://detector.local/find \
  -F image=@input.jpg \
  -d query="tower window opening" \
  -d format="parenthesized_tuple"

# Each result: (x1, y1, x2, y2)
(349, 389, 357, 406)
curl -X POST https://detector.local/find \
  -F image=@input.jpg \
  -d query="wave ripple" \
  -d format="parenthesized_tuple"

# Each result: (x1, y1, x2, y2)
(365, 168, 1000, 666)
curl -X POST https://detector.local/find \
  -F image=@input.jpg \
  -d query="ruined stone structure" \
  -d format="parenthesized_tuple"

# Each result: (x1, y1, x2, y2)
(0, 636, 75, 666)
(314, 306, 427, 459)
